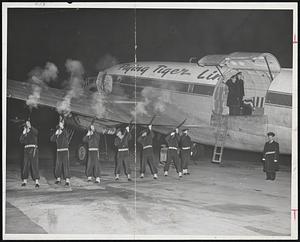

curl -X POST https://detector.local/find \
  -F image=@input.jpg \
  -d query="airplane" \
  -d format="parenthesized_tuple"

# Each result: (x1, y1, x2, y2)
(7, 52, 292, 162)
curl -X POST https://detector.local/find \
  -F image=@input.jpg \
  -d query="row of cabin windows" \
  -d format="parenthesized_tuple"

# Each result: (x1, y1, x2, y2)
(86, 75, 292, 108)
(114, 75, 215, 96)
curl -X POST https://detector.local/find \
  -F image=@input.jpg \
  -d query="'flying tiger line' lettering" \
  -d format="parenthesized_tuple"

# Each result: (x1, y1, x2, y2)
(118, 64, 149, 75)
(152, 65, 191, 77)
(118, 64, 220, 81)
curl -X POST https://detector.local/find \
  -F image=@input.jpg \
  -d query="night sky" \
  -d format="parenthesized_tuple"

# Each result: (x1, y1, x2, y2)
(7, 8, 293, 83)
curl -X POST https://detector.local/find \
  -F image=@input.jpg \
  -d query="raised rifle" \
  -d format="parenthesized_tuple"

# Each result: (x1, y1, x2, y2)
(177, 118, 187, 129)
(88, 116, 97, 131)
(166, 118, 187, 136)
(128, 119, 135, 132)
(139, 115, 157, 136)
(87, 116, 97, 139)
(20, 109, 33, 132)
(148, 115, 157, 126)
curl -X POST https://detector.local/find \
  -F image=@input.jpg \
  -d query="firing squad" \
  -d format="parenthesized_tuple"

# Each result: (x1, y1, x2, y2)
(15, 108, 199, 188)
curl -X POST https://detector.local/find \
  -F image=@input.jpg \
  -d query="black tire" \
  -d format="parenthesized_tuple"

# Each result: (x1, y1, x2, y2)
(77, 143, 87, 164)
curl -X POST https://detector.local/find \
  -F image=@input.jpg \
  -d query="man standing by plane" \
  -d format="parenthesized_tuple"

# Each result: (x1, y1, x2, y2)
(179, 128, 192, 175)
(164, 128, 182, 178)
(137, 124, 158, 179)
(262, 132, 280, 181)
(50, 120, 71, 186)
(226, 71, 245, 115)
(19, 119, 40, 188)
(114, 126, 132, 181)
(83, 124, 101, 183)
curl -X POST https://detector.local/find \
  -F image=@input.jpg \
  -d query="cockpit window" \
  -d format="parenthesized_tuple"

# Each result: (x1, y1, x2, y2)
(95, 72, 113, 94)
(102, 74, 113, 93)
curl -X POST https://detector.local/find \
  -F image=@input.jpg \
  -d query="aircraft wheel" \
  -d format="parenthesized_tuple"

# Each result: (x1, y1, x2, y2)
(77, 144, 87, 164)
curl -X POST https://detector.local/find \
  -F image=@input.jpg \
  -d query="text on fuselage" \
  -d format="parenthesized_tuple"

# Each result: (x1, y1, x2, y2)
(118, 64, 220, 80)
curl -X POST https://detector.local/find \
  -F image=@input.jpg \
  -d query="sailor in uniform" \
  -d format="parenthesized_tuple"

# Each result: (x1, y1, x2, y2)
(262, 132, 280, 181)
(19, 120, 40, 188)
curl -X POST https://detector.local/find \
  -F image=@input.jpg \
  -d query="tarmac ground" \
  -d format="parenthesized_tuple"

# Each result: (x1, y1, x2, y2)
(4, 146, 292, 239)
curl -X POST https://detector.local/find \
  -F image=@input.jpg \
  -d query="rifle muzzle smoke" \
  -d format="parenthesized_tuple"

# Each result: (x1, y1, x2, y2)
(57, 59, 85, 116)
(26, 62, 58, 109)
(132, 86, 172, 117)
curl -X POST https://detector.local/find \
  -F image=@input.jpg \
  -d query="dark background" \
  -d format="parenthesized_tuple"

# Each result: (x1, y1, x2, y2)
(7, 8, 293, 81)
(6, 8, 293, 162)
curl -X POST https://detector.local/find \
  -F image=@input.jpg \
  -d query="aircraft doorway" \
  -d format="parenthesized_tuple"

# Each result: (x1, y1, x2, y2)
(212, 70, 266, 117)
(212, 67, 278, 117)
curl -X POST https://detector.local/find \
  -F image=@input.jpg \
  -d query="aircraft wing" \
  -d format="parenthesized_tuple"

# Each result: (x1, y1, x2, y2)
(7, 79, 204, 135)
(7, 79, 136, 127)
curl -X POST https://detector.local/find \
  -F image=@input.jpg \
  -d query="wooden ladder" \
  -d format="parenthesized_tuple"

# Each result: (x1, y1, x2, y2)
(212, 115, 229, 164)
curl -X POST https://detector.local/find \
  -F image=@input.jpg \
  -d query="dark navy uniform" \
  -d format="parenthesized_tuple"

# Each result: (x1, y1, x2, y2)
(83, 131, 101, 179)
(19, 127, 39, 181)
(262, 140, 280, 180)
(137, 130, 158, 176)
(114, 130, 132, 176)
(164, 132, 182, 174)
(50, 128, 71, 180)
(179, 132, 192, 174)
(226, 77, 244, 115)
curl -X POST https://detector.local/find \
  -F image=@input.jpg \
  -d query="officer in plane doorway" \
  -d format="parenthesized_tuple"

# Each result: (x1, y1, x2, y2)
(225, 71, 245, 115)
(262, 132, 280, 181)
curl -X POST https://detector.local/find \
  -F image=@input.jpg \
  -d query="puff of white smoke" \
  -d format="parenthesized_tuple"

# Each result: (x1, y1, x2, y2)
(131, 98, 150, 117)
(91, 92, 106, 119)
(26, 85, 41, 108)
(96, 54, 119, 71)
(153, 89, 171, 113)
(132, 87, 172, 117)
(65, 59, 85, 77)
(28, 62, 59, 84)
(56, 59, 85, 116)
(56, 92, 73, 117)
(26, 62, 58, 109)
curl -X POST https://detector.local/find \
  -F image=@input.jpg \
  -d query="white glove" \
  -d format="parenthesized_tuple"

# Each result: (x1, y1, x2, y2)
(126, 126, 130, 132)
(274, 160, 278, 163)
(148, 124, 152, 130)
(87, 131, 91, 136)
(175, 128, 179, 134)
(55, 130, 60, 135)
(190, 152, 193, 156)
(23, 128, 27, 135)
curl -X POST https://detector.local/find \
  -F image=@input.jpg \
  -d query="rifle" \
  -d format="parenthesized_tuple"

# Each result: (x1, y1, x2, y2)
(128, 119, 135, 132)
(139, 115, 157, 136)
(86, 116, 97, 139)
(19, 108, 32, 129)
(88, 116, 97, 131)
(18, 120, 27, 129)
(148, 115, 156, 126)
(59, 115, 65, 123)
(166, 118, 187, 136)
(177, 118, 187, 129)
